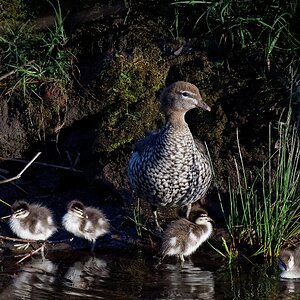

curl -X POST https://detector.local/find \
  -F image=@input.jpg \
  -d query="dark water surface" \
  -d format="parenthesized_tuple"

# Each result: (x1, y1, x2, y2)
(1, 249, 300, 300)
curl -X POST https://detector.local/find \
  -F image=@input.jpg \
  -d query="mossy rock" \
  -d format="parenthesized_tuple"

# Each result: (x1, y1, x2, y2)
(95, 46, 167, 153)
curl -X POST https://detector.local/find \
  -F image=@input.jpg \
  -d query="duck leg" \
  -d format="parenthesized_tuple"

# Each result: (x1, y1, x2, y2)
(151, 205, 163, 232)
(91, 241, 96, 254)
(186, 203, 192, 219)
(179, 253, 185, 266)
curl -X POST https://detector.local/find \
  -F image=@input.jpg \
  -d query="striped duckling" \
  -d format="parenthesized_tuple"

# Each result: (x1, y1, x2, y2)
(128, 81, 212, 230)
(9, 200, 57, 256)
(9, 200, 57, 241)
(279, 247, 300, 279)
(62, 200, 109, 251)
(159, 209, 214, 263)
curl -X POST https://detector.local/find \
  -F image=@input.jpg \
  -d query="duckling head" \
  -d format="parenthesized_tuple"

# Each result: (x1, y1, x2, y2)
(11, 200, 30, 219)
(187, 208, 214, 225)
(279, 250, 294, 271)
(67, 200, 88, 219)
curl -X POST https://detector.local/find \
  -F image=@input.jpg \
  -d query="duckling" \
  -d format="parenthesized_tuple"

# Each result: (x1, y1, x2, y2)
(62, 200, 109, 251)
(128, 81, 212, 231)
(159, 209, 214, 263)
(9, 200, 57, 241)
(9, 200, 57, 256)
(279, 248, 300, 279)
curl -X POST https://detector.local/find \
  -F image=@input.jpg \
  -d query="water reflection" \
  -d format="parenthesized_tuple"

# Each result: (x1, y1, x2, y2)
(63, 256, 109, 298)
(151, 261, 215, 299)
(279, 278, 300, 299)
(4, 250, 300, 299)
(0, 258, 58, 299)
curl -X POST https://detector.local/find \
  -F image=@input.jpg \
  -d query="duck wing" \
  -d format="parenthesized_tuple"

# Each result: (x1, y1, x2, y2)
(133, 131, 160, 155)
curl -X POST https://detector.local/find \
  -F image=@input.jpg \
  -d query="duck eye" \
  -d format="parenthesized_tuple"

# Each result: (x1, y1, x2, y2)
(181, 92, 189, 97)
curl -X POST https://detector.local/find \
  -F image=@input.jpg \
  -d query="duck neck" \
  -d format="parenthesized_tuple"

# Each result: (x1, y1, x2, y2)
(165, 111, 188, 129)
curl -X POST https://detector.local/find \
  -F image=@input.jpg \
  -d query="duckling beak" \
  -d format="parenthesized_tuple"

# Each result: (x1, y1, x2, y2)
(278, 256, 287, 271)
(207, 216, 215, 225)
(197, 98, 211, 112)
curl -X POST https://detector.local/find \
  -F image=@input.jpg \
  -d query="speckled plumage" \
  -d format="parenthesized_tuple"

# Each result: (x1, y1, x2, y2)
(128, 81, 212, 218)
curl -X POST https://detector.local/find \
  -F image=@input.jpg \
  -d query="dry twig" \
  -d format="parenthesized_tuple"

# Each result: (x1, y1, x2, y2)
(0, 152, 41, 184)
(0, 60, 35, 82)
(0, 155, 83, 173)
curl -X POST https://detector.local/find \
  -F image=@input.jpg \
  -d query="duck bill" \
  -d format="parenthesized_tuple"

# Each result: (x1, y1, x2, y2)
(207, 216, 215, 225)
(197, 99, 211, 112)
(278, 256, 288, 271)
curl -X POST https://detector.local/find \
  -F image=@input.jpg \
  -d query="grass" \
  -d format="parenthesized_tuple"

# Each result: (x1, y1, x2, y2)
(218, 108, 300, 260)
(172, 0, 300, 63)
(0, 0, 74, 99)
(127, 199, 144, 237)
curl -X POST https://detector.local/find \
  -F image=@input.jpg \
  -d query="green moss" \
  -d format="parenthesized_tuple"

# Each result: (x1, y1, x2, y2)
(0, 0, 27, 29)
(95, 45, 167, 153)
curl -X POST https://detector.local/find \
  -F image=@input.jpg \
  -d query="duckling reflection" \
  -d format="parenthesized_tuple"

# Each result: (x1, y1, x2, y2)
(63, 256, 109, 293)
(160, 209, 214, 263)
(279, 248, 300, 279)
(62, 200, 109, 251)
(156, 261, 215, 299)
(6, 258, 58, 299)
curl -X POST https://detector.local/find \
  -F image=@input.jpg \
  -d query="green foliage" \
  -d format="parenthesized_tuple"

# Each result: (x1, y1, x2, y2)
(128, 199, 144, 237)
(96, 46, 166, 152)
(0, 198, 11, 207)
(0, 0, 27, 28)
(172, 0, 300, 61)
(219, 109, 300, 260)
(0, 0, 74, 98)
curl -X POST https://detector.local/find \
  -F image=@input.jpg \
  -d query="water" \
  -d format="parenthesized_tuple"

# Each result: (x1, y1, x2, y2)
(1, 250, 300, 299)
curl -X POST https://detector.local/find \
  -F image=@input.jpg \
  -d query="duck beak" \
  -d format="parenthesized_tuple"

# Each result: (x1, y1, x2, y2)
(197, 97, 211, 112)
(207, 216, 215, 225)
(278, 256, 287, 271)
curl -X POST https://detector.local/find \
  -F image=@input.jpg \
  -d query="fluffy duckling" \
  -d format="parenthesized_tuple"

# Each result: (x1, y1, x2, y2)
(159, 209, 214, 263)
(279, 248, 300, 279)
(9, 200, 57, 241)
(62, 200, 109, 251)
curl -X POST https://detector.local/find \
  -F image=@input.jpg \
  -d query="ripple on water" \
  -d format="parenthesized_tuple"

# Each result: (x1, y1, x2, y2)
(2, 250, 300, 299)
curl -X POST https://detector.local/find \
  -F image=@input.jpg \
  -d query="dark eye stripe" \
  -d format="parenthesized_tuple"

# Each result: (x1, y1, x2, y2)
(179, 90, 197, 97)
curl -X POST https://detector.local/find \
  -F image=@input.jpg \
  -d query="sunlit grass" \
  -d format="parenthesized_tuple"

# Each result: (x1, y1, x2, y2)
(0, 0, 74, 98)
(219, 109, 300, 260)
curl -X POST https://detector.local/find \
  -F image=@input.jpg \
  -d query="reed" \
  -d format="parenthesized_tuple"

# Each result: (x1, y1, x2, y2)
(219, 109, 300, 260)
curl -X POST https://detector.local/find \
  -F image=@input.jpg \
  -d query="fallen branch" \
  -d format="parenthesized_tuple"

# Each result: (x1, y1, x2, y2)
(16, 244, 45, 264)
(0, 60, 35, 82)
(0, 152, 41, 184)
(0, 235, 73, 244)
(0, 155, 83, 173)
(0, 235, 40, 243)
(0, 174, 28, 194)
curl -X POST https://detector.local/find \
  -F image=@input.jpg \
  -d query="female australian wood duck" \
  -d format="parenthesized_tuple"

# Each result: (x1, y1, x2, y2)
(128, 81, 212, 230)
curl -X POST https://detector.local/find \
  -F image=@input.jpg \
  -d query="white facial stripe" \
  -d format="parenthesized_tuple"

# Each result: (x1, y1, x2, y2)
(72, 207, 86, 218)
(13, 209, 29, 218)
(179, 90, 199, 105)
